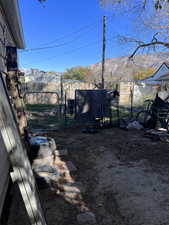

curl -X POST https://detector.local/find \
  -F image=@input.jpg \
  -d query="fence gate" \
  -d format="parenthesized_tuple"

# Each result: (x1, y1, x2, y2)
(0, 74, 47, 225)
(24, 91, 62, 132)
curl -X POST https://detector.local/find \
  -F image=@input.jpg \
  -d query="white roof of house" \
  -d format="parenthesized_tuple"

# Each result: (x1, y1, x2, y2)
(0, 0, 25, 49)
(155, 73, 169, 81)
(142, 62, 169, 84)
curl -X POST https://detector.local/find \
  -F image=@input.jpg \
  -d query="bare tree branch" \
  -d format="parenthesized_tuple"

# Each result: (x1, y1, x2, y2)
(117, 35, 145, 45)
(142, 0, 147, 9)
(100, 0, 169, 9)
(129, 41, 169, 58)
(38, 0, 46, 3)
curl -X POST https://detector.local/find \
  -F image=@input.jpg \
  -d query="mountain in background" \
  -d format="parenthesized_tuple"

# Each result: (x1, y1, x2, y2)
(22, 53, 169, 83)
(89, 53, 169, 83)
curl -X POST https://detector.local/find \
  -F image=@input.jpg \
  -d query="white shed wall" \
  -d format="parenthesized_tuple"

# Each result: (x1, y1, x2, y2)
(0, 5, 17, 216)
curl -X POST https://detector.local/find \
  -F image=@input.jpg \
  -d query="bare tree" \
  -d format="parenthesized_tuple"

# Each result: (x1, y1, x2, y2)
(100, 0, 169, 10)
(100, 0, 169, 57)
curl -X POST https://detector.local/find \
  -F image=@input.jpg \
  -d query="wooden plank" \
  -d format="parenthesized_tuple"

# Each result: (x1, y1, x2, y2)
(0, 74, 47, 225)
(119, 82, 134, 107)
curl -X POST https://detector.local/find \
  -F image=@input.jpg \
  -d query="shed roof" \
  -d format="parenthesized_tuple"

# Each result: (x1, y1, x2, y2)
(0, 0, 25, 49)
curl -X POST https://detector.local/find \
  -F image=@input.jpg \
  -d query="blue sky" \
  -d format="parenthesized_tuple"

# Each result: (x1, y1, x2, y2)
(18, 0, 144, 72)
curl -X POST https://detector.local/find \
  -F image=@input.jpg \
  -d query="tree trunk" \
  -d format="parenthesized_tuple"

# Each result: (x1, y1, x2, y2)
(6, 71, 27, 136)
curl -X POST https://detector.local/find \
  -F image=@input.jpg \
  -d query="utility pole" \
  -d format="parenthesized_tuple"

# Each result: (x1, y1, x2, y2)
(101, 16, 106, 89)
(60, 75, 64, 117)
(60, 75, 63, 104)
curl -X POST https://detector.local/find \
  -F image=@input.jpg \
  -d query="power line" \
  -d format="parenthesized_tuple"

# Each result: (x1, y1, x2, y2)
(19, 16, 114, 53)
(31, 40, 102, 63)
(36, 22, 100, 47)
(20, 30, 97, 52)
(20, 22, 101, 52)
(38, 16, 114, 47)
(23, 36, 115, 65)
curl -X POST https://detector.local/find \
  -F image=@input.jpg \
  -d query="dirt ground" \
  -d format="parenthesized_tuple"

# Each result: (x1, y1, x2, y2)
(6, 127, 169, 225)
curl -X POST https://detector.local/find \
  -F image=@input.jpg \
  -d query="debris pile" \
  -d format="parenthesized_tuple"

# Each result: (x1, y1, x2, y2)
(127, 121, 144, 130)
(144, 129, 169, 142)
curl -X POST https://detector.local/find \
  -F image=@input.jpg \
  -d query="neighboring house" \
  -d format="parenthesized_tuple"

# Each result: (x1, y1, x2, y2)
(142, 62, 169, 84)
(22, 68, 62, 83)
(0, 0, 24, 217)
(156, 73, 169, 82)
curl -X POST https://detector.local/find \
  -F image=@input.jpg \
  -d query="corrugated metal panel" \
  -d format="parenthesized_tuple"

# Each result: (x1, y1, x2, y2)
(0, 74, 47, 225)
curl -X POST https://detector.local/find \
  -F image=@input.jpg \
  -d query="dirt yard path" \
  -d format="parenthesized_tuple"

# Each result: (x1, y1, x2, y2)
(50, 127, 169, 225)
(6, 127, 169, 225)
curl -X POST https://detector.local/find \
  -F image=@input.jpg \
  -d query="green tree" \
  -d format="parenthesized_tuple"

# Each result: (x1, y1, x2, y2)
(133, 68, 155, 81)
(63, 66, 91, 81)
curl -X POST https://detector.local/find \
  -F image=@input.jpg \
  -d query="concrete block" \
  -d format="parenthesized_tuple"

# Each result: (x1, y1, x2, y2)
(62, 182, 85, 194)
(49, 138, 57, 151)
(54, 149, 68, 156)
(32, 155, 54, 169)
(34, 165, 60, 181)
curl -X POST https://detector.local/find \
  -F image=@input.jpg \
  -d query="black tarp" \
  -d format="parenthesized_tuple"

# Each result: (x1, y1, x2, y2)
(75, 90, 110, 122)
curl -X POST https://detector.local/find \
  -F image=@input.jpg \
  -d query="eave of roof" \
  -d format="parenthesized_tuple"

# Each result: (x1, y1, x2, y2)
(156, 72, 169, 81)
(0, 0, 25, 49)
(142, 62, 169, 82)
(164, 62, 169, 68)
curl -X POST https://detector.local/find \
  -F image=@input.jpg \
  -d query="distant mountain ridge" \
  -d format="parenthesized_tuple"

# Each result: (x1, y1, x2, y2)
(89, 53, 169, 82)
(22, 53, 169, 83)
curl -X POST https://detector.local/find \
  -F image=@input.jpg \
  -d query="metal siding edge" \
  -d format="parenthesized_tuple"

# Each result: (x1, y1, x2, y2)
(0, 0, 25, 49)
